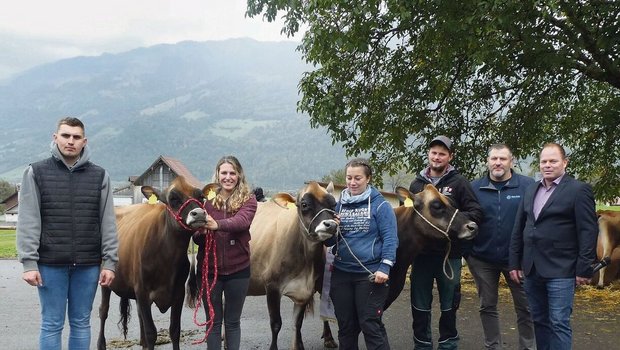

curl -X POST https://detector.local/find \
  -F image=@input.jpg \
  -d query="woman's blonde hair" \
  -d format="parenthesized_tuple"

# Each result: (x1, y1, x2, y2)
(210, 155, 252, 212)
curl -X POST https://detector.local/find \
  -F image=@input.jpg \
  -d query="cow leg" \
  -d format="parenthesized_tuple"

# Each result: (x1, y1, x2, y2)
(597, 222, 612, 288)
(136, 309, 146, 348)
(291, 302, 307, 350)
(168, 292, 184, 350)
(266, 288, 283, 350)
(606, 247, 620, 285)
(322, 320, 338, 348)
(97, 286, 112, 350)
(384, 258, 410, 309)
(136, 297, 157, 350)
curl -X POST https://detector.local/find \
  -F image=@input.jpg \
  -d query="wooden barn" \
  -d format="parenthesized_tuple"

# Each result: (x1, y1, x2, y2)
(120, 155, 203, 205)
(1, 191, 19, 224)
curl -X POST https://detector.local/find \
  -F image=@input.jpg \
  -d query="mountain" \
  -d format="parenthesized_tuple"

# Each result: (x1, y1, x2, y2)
(0, 39, 347, 192)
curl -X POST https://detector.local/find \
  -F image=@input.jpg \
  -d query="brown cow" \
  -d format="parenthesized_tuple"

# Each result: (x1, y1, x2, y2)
(385, 184, 479, 308)
(247, 181, 339, 350)
(593, 210, 620, 287)
(97, 176, 208, 350)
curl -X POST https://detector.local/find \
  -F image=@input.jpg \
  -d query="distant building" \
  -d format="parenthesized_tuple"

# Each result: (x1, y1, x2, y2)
(1, 191, 19, 223)
(117, 155, 203, 205)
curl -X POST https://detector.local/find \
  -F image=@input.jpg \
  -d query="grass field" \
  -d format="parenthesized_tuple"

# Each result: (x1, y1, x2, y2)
(598, 205, 620, 211)
(0, 229, 16, 258)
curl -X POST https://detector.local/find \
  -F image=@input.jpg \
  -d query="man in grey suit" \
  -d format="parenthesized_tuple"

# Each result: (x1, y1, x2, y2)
(509, 142, 598, 350)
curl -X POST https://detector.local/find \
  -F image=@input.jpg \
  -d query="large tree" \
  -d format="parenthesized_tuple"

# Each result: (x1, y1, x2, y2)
(247, 0, 620, 201)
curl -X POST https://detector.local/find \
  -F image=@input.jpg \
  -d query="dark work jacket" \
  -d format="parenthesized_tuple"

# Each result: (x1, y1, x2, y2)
(470, 171, 535, 265)
(410, 166, 483, 258)
(32, 157, 105, 265)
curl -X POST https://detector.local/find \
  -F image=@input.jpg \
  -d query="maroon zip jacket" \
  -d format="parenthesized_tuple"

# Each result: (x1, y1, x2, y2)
(194, 196, 257, 276)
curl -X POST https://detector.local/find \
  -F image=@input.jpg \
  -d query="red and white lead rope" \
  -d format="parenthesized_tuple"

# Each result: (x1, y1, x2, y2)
(192, 229, 218, 344)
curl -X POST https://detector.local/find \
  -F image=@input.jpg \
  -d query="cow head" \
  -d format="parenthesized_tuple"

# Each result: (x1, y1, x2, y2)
(273, 181, 338, 242)
(141, 176, 208, 231)
(395, 184, 478, 241)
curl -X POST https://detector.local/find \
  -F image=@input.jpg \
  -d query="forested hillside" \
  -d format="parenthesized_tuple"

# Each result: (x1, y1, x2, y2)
(0, 39, 347, 191)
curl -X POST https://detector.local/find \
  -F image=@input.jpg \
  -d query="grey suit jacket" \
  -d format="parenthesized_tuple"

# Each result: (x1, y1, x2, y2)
(508, 175, 598, 278)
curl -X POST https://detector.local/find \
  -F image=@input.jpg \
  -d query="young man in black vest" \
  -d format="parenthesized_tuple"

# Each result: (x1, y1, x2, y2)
(17, 117, 118, 350)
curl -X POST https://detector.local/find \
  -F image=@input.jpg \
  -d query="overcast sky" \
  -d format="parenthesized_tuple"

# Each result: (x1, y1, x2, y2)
(0, 0, 297, 80)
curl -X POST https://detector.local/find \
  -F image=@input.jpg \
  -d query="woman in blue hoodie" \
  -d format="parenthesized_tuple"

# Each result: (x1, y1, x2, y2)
(328, 158, 398, 350)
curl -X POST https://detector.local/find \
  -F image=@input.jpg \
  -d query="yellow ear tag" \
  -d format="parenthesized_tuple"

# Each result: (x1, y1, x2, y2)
(147, 194, 158, 204)
(287, 202, 297, 210)
(207, 189, 216, 201)
(404, 198, 414, 207)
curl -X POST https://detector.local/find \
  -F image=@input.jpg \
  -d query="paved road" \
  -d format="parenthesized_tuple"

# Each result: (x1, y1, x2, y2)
(2, 259, 618, 349)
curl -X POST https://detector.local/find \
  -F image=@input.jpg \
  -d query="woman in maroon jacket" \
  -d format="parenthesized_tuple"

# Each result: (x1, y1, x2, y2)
(194, 155, 257, 350)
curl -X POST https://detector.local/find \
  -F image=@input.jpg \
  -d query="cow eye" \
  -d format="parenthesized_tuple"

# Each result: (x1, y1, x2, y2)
(168, 192, 183, 208)
(430, 200, 444, 211)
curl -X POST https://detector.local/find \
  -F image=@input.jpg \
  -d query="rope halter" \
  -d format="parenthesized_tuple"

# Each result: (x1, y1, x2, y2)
(412, 206, 459, 280)
(297, 207, 338, 237)
(165, 197, 206, 232)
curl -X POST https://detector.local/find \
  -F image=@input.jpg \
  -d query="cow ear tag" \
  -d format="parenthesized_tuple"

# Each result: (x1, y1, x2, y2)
(404, 198, 414, 207)
(147, 194, 158, 204)
(287, 202, 297, 210)
(207, 189, 216, 201)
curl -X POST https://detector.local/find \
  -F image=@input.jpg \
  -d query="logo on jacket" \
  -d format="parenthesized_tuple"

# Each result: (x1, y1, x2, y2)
(439, 186, 454, 196)
(506, 195, 522, 200)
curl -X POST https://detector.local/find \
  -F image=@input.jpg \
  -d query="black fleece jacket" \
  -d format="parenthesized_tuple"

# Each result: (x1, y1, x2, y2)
(409, 166, 483, 258)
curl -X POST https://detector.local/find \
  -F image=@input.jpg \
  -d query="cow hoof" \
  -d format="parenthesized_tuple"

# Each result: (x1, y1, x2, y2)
(324, 339, 338, 348)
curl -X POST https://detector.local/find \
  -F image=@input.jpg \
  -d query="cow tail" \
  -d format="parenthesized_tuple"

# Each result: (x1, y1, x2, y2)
(305, 297, 315, 317)
(186, 245, 199, 308)
(118, 296, 131, 339)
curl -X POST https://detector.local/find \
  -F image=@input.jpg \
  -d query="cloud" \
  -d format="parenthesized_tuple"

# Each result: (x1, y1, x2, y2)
(0, 0, 297, 80)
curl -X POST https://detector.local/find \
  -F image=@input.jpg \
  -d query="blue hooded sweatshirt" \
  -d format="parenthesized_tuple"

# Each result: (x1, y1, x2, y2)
(329, 186, 398, 275)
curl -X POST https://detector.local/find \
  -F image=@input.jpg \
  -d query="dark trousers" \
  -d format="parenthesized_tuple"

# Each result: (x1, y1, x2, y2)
(330, 269, 390, 350)
(203, 276, 250, 350)
(466, 255, 535, 349)
(410, 255, 462, 350)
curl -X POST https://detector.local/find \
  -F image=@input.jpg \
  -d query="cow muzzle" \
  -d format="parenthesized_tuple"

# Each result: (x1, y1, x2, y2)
(186, 207, 208, 228)
(457, 221, 478, 240)
(308, 219, 339, 242)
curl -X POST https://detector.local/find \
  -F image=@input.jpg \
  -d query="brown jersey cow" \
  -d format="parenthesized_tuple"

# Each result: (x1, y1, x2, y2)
(385, 184, 479, 308)
(247, 181, 339, 350)
(593, 210, 620, 287)
(97, 176, 208, 350)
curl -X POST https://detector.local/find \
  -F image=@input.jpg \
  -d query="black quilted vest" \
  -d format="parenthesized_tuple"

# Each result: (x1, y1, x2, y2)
(32, 157, 105, 265)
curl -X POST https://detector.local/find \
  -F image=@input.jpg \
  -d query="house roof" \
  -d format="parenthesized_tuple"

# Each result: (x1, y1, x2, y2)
(1, 192, 18, 207)
(132, 155, 203, 189)
(5, 203, 18, 214)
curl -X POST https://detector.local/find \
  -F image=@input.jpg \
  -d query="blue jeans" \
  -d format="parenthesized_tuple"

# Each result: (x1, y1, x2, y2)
(38, 264, 100, 350)
(523, 270, 575, 350)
